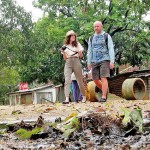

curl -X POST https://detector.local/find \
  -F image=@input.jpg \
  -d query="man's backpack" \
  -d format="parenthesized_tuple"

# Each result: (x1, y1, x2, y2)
(90, 33, 108, 50)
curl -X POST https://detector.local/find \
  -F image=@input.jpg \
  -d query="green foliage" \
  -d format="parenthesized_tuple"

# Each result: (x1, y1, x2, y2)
(0, 0, 33, 99)
(63, 117, 79, 137)
(0, 67, 20, 104)
(121, 108, 131, 126)
(19, 18, 66, 84)
(63, 128, 76, 138)
(0, 0, 150, 98)
(114, 29, 150, 68)
(0, 129, 7, 134)
(121, 107, 143, 132)
(0, 67, 20, 86)
(32, 0, 150, 78)
(15, 127, 43, 140)
(12, 110, 22, 115)
(130, 108, 143, 132)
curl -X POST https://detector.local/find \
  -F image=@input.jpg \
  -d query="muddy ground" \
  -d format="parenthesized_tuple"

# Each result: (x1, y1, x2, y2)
(0, 94, 150, 149)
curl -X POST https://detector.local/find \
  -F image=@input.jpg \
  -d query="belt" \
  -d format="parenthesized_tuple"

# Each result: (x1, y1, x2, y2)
(67, 57, 79, 59)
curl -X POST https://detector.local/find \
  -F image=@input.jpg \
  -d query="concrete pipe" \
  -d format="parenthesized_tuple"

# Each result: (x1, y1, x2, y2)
(122, 78, 146, 100)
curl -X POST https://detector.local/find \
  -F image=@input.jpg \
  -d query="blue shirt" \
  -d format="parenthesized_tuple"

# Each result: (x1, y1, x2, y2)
(87, 31, 115, 64)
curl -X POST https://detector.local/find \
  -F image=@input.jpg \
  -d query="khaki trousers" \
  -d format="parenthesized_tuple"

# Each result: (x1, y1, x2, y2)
(64, 57, 85, 97)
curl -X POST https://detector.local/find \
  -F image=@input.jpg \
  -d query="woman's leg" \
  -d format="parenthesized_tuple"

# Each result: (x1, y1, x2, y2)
(64, 59, 72, 102)
(73, 58, 86, 102)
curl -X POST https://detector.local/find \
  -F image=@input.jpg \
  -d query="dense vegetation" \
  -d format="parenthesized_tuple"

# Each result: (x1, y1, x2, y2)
(0, 0, 150, 103)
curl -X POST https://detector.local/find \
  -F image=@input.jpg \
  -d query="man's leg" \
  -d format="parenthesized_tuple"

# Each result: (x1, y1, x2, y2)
(94, 79, 102, 90)
(92, 65, 102, 92)
(99, 61, 110, 101)
(101, 77, 108, 99)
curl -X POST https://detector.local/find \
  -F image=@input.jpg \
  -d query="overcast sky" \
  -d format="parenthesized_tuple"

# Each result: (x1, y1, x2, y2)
(15, 0, 43, 22)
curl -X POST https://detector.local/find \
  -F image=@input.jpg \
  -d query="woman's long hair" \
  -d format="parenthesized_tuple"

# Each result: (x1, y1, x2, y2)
(64, 35, 78, 47)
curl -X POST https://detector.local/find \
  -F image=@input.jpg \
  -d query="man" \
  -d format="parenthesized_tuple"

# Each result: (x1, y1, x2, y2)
(87, 21, 115, 102)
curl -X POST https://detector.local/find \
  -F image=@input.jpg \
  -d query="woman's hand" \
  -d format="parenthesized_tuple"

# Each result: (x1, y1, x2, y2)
(78, 51, 83, 58)
(60, 49, 65, 54)
(60, 49, 67, 60)
(63, 53, 67, 60)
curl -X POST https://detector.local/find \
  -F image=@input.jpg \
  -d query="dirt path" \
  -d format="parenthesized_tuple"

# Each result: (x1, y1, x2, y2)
(0, 94, 149, 124)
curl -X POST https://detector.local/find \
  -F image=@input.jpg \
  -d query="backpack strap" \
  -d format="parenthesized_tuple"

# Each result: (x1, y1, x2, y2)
(104, 33, 108, 50)
(90, 35, 94, 46)
(90, 33, 108, 50)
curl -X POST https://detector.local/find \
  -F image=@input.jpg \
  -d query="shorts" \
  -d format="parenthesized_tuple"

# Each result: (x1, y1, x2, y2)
(91, 60, 110, 80)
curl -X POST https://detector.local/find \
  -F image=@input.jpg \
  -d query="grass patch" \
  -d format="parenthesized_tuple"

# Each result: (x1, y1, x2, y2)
(15, 127, 43, 140)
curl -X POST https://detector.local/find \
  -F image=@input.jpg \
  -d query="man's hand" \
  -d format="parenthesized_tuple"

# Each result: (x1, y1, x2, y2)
(110, 63, 114, 69)
(88, 64, 91, 70)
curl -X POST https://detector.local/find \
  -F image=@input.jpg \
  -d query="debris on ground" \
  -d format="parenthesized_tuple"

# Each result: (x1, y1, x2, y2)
(0, 104, 150, 149)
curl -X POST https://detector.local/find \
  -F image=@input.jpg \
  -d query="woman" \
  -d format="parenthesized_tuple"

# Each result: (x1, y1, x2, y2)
(61, 30, 86, 104)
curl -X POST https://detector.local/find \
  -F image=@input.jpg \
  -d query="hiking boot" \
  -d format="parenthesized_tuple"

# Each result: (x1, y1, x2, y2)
(82, 99, 86, 103)
(82, 96, 87, 103)
(62, 99, 70, 104)
(62, 101, 70, 104)
(98, 97, 107, 102)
